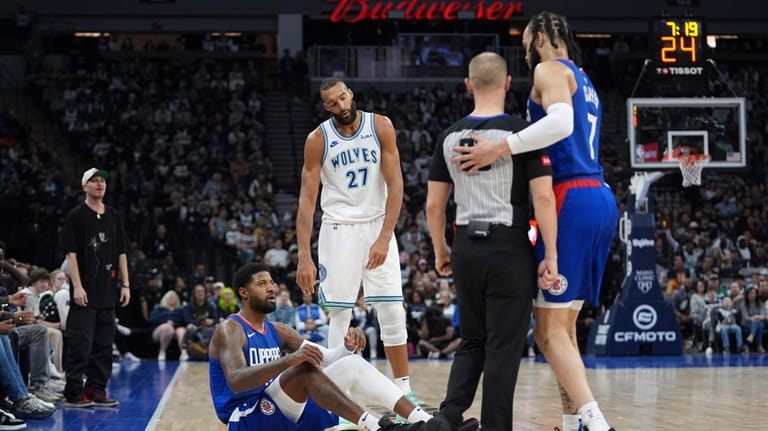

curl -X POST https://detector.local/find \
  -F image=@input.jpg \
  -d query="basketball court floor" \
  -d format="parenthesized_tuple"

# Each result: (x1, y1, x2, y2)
(20, 354, 768, 430)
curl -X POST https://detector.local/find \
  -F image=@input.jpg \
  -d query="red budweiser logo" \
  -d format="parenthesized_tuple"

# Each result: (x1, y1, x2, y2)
(328, 0, 524, 23)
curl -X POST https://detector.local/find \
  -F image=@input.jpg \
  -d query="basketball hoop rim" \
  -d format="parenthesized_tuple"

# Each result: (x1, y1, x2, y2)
(677, 154, 711, 167)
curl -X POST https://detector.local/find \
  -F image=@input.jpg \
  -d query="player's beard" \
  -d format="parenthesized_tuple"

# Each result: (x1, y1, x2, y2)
(332, 100, 358, 126)
(250, 295, 276, 314)
(528, 44, 542, 79)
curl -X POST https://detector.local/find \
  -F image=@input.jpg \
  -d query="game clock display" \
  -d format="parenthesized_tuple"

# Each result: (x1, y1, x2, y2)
(651, 18, 705, 76)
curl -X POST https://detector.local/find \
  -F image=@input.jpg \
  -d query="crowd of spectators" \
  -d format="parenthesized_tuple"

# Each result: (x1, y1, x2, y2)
(1, 40, 768, 364)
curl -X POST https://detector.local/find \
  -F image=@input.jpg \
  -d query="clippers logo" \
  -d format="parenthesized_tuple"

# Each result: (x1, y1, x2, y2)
(540, 155, 552, 166)
(548, 274, 568, 296)
(259, 398, 275, 415)
(632, 305, 657, 330)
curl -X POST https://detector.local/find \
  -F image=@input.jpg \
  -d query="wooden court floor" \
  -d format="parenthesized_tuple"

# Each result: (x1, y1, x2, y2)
(148, 355, 768, 430)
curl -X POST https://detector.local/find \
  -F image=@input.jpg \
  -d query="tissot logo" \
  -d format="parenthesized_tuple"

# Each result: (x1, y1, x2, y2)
(327, 0, 524, 23)
(656, 66, 704, 76)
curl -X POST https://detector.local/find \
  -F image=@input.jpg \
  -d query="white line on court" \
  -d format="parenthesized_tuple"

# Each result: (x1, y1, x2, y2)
(145, 362, 185, 431)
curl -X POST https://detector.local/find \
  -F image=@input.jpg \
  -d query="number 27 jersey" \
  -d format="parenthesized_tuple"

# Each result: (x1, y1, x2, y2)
(527, 59, 604, 183)
(319, 111, 387, 224)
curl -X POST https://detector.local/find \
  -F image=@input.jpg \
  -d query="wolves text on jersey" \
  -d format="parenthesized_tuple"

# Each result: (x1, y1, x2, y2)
(330, 147, 378, 172)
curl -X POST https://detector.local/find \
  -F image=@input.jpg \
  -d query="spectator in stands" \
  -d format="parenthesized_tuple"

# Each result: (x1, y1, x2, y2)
(264, 238, 289, 269)
(739, 286, 765, 353)
(0, 324, 55, 421)
(150, 290, 189, 361)
(2, 285, 61, 404)
(351, 295, 379, 360)
(417, 306, 455, 359)
(22, 268, 64, 379)
(716, 296, 745, 354)
(295, 292, 327, 332)
(0, 241, 30, 294)
(268, 289, 295, 329)
(298, 316, 326, 346)
(185, 284, 217, 330)
(689, 280, 709, 351)
(216, 286, 240, 320)
(277, 49, 294, 91)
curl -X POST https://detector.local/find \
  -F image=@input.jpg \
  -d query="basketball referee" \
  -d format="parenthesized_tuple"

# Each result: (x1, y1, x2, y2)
(424, 52, 558, 431)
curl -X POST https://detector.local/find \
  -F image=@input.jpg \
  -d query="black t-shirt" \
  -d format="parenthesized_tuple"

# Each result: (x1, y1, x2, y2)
(0, 272, 20, 296)
(63, 202, 128, 308)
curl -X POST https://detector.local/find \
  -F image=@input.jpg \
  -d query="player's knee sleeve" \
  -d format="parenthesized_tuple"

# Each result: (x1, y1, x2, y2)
(325, 355, 401, 410)
(328, 308, 353, 348)
(265, 374, 307, 423)
(374, 302, 407, 346)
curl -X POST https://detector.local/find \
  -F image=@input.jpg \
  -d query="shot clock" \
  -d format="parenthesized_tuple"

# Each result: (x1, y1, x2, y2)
(651, 18, 706, 77)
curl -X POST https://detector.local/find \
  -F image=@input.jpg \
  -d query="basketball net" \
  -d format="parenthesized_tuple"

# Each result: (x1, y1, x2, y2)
(678, 154, 710, 187)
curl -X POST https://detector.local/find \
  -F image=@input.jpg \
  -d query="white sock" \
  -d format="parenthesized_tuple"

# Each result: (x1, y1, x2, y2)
(407, 405, 432, 423)
(394, 376, 412, 394)
(562, 414, 582, 431)
(358, 411, 381, 431)
(578, 401, 610, 431)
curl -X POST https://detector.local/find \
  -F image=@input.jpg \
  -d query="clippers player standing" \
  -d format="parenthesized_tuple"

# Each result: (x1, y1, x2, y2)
(455, 11, 618, 431)
(297, 78, 418, 408)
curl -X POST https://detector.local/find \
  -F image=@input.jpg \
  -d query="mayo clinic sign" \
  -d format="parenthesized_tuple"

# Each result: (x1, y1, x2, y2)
(327, 0, 524, 22)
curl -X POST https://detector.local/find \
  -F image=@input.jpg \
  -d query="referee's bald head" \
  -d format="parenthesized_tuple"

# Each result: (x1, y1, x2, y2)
(468, 52, 508, 90)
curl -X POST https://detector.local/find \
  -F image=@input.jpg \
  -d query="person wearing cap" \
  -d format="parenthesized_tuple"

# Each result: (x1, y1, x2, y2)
(61, 168, 130, 408)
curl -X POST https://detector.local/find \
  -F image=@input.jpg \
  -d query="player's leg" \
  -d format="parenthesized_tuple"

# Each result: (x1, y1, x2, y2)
(324, 355, 431, 423)
(318, 223, 366, 349)
(363, 227, 411, 393)
(269, 362, 410, 431)
(425, 231, 487, 430)
(535, 186, 616, 431)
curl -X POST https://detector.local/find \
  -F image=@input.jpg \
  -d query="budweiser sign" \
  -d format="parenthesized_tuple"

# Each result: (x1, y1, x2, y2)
(328, 0, 524, 23)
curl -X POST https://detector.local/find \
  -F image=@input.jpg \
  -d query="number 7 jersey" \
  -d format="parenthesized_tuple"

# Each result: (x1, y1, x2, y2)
(318, 110, 387, 223)
(527, 59, 604, 183)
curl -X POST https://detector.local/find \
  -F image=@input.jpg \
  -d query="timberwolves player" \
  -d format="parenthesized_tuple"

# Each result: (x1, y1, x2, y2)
(296, 79, 418, 406)
(453, 11, 618, 431)
(208, 263, 430, 431)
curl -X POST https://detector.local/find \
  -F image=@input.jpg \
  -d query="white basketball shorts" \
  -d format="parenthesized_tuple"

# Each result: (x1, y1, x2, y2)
(317, 217, 403, 308)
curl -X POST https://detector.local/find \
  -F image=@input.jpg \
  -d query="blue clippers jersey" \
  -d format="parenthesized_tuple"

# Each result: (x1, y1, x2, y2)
(527, 59, 603, 183)
(210, 315, 283, 423)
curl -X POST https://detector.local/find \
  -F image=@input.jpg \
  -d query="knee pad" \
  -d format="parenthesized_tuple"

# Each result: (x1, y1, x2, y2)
(374, 302, 407, 346)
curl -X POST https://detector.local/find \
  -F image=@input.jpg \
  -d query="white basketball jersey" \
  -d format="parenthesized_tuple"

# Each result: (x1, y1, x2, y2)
(319, 111, 386, 223)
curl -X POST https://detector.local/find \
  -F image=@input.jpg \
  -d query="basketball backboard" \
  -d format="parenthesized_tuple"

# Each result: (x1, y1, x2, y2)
(627, 97, 746, 169)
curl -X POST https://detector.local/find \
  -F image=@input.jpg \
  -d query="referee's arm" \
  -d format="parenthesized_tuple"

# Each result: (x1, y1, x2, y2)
(426, 180, 453, 277)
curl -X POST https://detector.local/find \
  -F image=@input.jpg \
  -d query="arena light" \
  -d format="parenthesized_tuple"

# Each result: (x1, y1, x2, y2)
(575, 33, 612, 39)
(74, 32, 110, 37)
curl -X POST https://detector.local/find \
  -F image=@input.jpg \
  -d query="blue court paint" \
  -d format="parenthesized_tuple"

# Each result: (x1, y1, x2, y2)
(24, 360, 179, 431)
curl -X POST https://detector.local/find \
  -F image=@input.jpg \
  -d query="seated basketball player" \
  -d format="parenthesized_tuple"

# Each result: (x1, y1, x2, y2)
(209, 262, 430, 431)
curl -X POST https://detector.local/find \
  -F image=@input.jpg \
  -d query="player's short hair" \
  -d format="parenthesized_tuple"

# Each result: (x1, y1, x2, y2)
(233, 262, 272, 300)
(468, 52, 508, 90)
(319, 77, 346, 94)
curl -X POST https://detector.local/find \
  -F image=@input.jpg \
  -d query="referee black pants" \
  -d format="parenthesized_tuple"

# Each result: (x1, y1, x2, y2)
(439, 225, 534, 431)
(63, 305, 116, 397)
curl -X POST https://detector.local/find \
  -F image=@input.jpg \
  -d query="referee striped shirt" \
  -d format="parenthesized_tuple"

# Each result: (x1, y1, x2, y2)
(428, 114, 553, 227)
